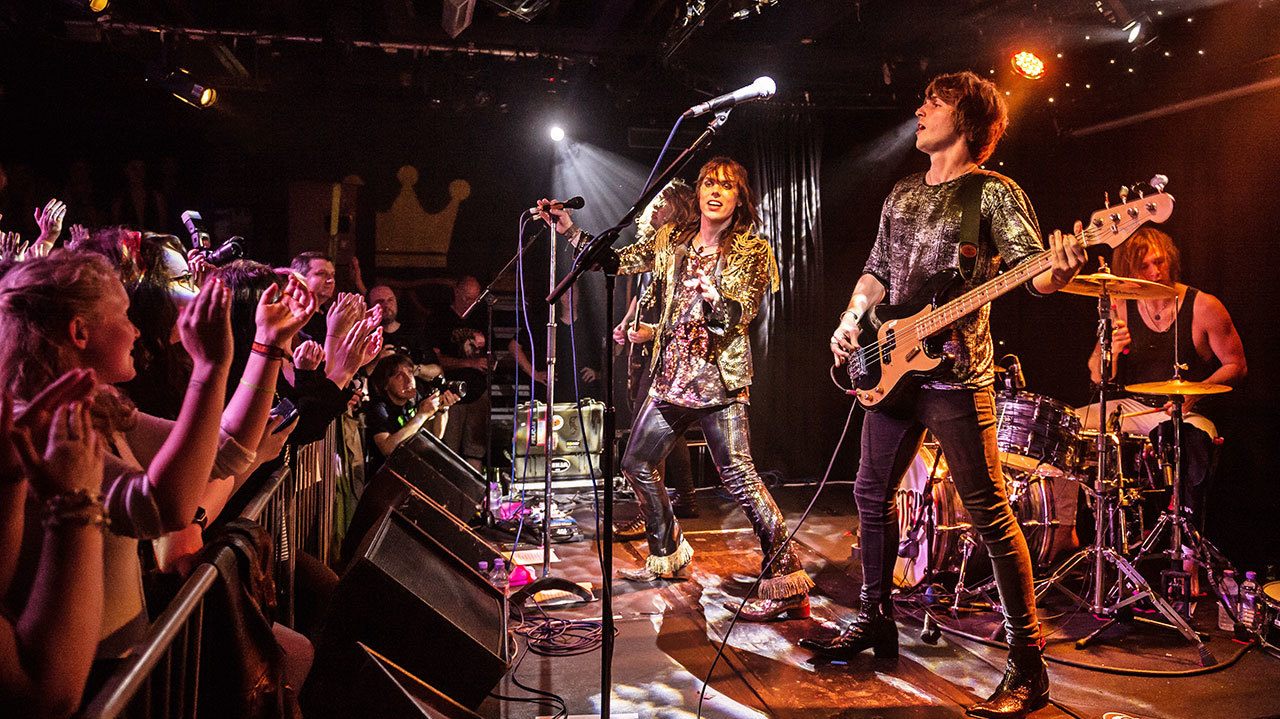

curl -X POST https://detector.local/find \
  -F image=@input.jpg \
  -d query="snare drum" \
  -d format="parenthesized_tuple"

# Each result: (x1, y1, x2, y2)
(893, 445, 971, 589)
(1074, 430, 1159, 489)
(995, 392, 1081, 476)
(1262, 582, 1280, 645)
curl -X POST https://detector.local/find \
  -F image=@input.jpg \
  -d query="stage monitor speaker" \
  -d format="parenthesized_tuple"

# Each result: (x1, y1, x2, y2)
(340, 642, 484, 719)
(341, 468, 503, 571)
(383, 429, 486, 521)
(308, 511, 507, 714)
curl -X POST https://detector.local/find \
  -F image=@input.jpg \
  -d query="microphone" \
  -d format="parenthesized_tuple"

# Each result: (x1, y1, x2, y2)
(1009, 357, 1026, 390)
(530, 196, 586, 214)
(682, 76, 777, 118)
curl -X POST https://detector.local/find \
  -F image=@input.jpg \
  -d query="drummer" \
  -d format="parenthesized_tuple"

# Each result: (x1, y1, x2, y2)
(1080, 227, 1246, 440)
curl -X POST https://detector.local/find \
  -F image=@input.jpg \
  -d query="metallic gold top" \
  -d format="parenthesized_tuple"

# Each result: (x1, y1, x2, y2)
(617, 222, 780, 393)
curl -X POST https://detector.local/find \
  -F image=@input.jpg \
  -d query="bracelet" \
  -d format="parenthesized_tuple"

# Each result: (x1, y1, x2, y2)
(250, 341, 288, 360)
(839, 310, 860, 323)
(42, 489, 109, 530)
(238, 377, 272, 394)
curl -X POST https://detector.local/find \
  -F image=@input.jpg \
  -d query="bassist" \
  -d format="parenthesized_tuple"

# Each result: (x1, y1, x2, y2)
(808, 71, 1086, 719)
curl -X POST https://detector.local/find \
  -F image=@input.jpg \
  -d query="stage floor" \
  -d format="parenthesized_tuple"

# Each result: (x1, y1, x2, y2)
(476, 483, 1280, 719)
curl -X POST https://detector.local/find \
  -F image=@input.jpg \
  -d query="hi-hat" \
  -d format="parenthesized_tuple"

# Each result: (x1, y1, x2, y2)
(1125, 378, 1232, 396)
(1060, 272, 1176, 300)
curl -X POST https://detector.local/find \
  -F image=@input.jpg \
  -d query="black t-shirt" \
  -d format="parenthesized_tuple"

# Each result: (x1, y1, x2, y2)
(382, 324, 439, 366)
(364, 395, 418, 475)
(427, 305, 488, 359)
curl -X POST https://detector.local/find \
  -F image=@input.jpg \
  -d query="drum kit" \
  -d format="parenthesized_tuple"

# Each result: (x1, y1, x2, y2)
(893, 269, 1238, 665)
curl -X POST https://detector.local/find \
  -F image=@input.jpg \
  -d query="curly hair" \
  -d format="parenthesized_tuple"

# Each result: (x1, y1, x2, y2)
(924, 71, 1010, 164)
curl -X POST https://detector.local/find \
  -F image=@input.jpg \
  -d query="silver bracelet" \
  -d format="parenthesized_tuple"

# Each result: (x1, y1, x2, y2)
(840, 310, 860, 323)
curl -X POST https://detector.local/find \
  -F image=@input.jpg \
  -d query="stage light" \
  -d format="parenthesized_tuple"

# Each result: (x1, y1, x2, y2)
(57, 0, 108, 13)
(148, 67, 218, 108)
(549, 125, 565, 142)
(1010, 51, 1046, 80)
(1122, 14, 1156, 49)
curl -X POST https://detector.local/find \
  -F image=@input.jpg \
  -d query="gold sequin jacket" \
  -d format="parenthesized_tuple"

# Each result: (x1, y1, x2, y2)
(613, 223, 780, 392)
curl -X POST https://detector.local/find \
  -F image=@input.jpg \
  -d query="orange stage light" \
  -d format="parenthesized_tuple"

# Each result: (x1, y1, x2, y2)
(1010, 51, 1046, 80)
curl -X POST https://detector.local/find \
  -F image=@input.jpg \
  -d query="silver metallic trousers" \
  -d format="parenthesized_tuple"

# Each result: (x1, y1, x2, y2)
(620, 397, 804, 580)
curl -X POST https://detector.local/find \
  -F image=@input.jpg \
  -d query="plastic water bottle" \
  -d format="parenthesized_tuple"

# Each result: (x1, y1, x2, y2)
(488, 481, 503, 523)
(489, 558, 510, 594)
(1218, 570, 1239, 632)
(1239, 571, 1262, 635)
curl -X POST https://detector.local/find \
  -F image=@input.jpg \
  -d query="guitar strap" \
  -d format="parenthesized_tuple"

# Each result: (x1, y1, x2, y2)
(956, 170, 987, 283)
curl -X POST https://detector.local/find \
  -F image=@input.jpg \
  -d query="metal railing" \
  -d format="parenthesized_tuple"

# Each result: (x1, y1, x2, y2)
(79, 466, 292, 719)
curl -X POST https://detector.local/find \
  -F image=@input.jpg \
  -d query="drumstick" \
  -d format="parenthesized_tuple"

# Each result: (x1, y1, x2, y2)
(1121, 406, 1166, 419)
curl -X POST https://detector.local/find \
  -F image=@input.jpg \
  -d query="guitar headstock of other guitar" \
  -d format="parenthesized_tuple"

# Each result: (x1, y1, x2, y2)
(1085, 174, 1174, 249)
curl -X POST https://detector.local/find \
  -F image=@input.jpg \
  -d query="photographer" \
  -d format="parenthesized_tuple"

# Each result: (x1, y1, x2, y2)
(364, 354, 460, 476)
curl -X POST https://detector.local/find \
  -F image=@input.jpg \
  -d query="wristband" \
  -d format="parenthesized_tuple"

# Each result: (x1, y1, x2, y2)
(839, 310, 860, 323)
(251, 341, 288, 360)
(239, 377, 272, 394)
(42, 489, 108, 530)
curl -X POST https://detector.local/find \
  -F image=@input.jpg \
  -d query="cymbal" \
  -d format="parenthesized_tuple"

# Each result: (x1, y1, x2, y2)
(1060, 272, 1176, 300)
(1125, 378, 1232, 396)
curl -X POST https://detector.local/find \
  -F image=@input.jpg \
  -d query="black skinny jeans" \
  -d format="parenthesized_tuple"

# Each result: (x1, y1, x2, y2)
(856, 387, 1041, 646)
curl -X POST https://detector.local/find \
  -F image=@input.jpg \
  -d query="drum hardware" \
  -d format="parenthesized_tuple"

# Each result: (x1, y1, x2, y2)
(1034, 271, 1216, 665)
(1127, 377, 1239, 639)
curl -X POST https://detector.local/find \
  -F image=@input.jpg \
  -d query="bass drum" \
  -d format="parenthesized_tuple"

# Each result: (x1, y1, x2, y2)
(1007, 472, 1080, 570)
(892, 444, 1079, 589)
(893, 445, 971, 589)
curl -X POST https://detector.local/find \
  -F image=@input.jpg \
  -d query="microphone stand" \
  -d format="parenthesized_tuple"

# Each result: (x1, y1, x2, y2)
(507, 223, 595, 613)
(545, 108, 733, 718)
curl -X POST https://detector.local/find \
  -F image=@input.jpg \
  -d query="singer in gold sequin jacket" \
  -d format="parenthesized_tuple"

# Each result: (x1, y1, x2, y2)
(616, 222, 779, 393)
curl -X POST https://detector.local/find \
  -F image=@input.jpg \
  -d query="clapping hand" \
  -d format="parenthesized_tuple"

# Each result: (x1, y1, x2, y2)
(256, 275, 318, 351)
(292, 340, 325, 371)
(179, 277, 234, 371)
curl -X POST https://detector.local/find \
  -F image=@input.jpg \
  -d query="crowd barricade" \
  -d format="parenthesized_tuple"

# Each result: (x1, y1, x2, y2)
(79, 466, 292, 719)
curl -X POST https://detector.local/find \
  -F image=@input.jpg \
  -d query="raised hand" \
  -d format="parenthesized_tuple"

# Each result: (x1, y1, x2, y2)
(0, 231, 27, 262)
(69, 223, 90, 246)
(685, 269, 721, 306)
(326, 318, 382, 388)
(11, 369, 97, 455)
(256, 276, 317, 350)
(325, 292, 364, 341)
(33, 198, 67, 246)
(292, 340, 325, 371)
(178, 276, 234, 371)
(12, 400, 105, 499)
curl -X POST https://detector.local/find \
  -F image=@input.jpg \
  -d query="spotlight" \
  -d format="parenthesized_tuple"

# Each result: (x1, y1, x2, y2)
(148, 67, 218, 108)
(549, 125, 565, 142)
(1010, 51, 1046, 80)
(1122, 14, 1157, 48)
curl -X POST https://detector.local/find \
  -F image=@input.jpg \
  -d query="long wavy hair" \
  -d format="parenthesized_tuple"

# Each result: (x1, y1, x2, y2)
(1112, 227, 1181, 285)
(696, 156, 760, 243)
(637, 178, 697, 240)
(0, 250, 136, 428)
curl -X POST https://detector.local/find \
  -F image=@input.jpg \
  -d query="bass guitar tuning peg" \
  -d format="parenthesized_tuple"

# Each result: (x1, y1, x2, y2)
(1119, 185, 1130, 202)
(1103, 190, 1110, 208)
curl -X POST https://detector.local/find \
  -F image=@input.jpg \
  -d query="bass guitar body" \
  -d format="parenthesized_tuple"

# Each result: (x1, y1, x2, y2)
(848, 269, 962, 412)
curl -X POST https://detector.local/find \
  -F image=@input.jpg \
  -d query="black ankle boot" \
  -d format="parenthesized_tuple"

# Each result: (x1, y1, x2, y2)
(799, 599, 897, 660)
(966, 642, 1049, 719)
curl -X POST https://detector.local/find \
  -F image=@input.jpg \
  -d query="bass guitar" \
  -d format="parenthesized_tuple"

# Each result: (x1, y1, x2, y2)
(847, 190, 1174, 411)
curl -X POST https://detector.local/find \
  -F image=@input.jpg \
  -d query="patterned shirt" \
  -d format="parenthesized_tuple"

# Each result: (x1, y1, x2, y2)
(651, 251, 748, 407)
(863, 170, 1044, 389)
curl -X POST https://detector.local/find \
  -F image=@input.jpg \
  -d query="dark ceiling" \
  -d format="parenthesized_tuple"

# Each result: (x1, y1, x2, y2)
(4, 0, 1280, 133)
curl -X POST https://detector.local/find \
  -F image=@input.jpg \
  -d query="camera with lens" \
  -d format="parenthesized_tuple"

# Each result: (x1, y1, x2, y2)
(423, 374, 467, 399)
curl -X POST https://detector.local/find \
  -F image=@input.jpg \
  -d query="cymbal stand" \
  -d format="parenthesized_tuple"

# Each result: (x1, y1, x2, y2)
(1035, 286, 1215, 665)
(1131, 390, 1241, 634)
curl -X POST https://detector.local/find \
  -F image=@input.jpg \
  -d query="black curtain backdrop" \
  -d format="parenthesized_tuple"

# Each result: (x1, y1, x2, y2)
(747, 109, 829, 476)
